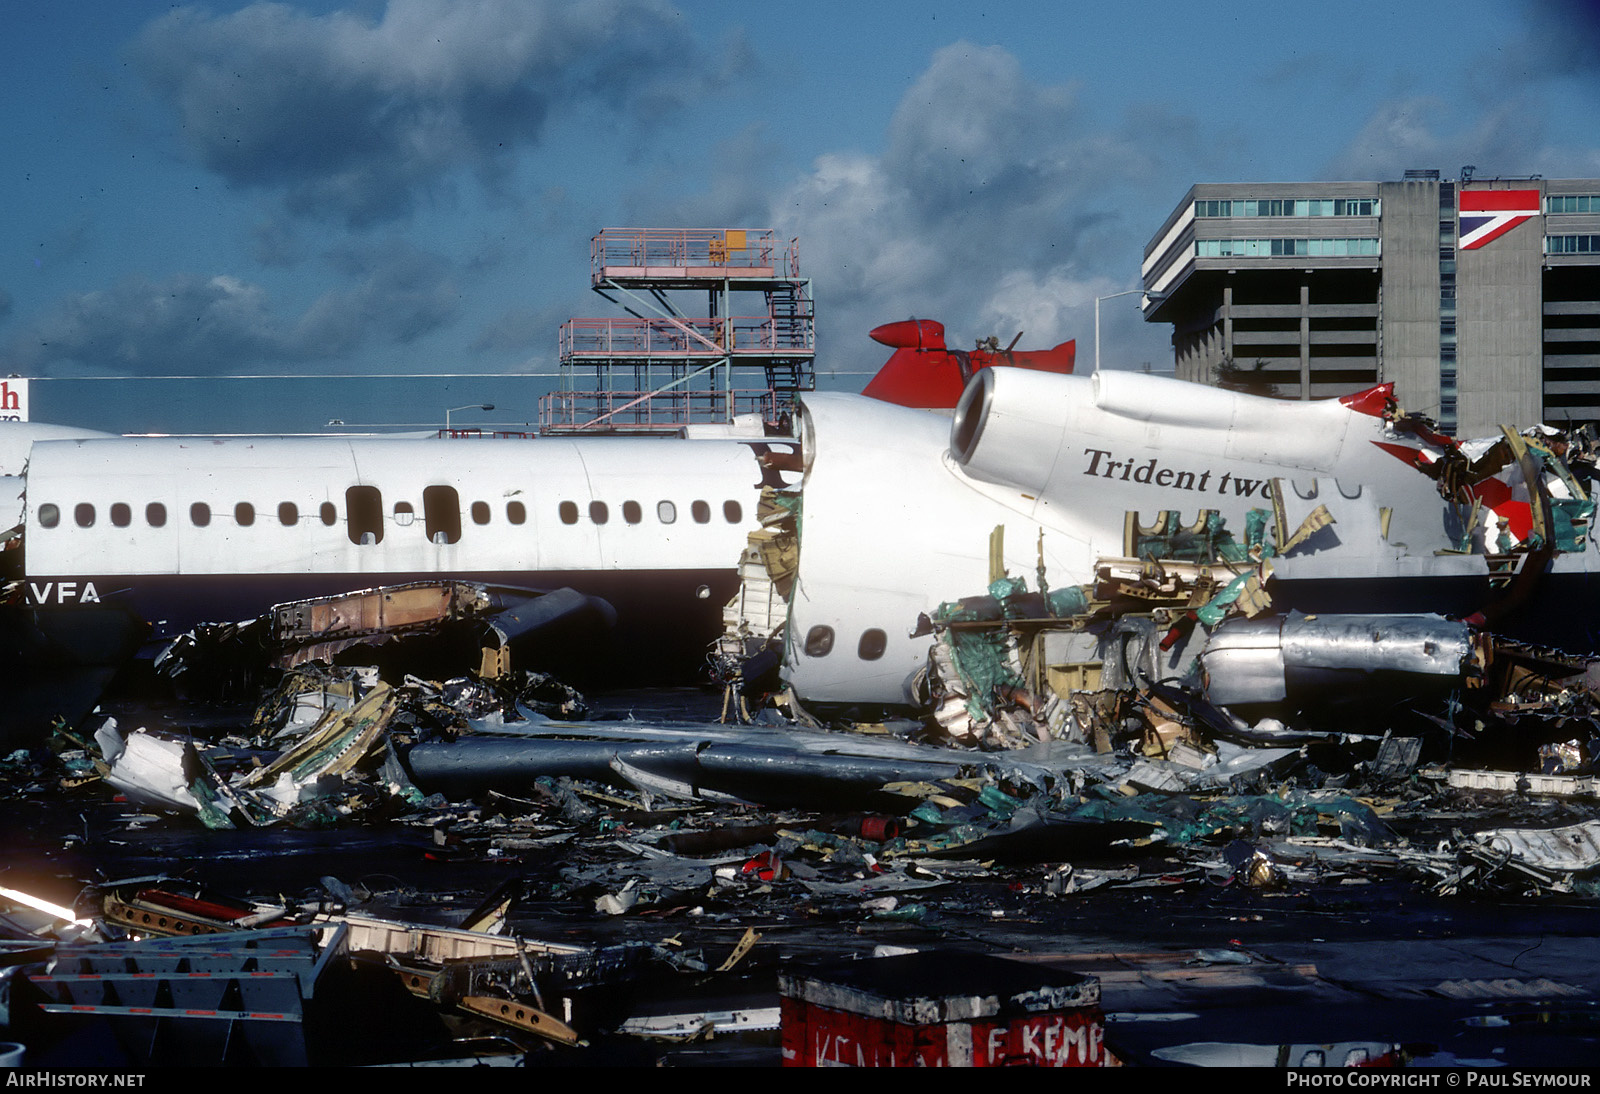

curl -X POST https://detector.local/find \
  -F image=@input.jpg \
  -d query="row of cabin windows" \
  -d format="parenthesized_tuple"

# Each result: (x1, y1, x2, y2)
(37, 487, 744, 546)
(556, 499, 742, 527)
(802, 625, 888, 662)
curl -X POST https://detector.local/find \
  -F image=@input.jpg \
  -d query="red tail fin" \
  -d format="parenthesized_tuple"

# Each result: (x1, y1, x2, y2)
(862, 319, 1075, 409)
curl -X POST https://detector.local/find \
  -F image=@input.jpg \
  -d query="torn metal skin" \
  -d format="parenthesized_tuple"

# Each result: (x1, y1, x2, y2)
(705, 384, 1600, 793)
(157, 580, 616, 699)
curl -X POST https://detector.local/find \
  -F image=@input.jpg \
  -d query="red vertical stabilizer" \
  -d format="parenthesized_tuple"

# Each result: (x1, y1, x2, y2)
(861, 319, 1075, 409)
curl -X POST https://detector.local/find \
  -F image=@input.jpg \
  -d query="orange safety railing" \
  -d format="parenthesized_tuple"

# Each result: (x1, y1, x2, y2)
(435, 429, 538, 440)
(539, 388, 780, 432)
(560, 316, 814, 359)
(591, 228, 797, 281)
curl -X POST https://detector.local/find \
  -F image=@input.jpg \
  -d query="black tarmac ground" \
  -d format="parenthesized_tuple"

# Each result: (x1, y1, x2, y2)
(3, 688, 1600, 1069)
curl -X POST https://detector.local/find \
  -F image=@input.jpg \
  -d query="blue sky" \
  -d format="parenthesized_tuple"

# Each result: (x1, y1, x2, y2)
(4, 0, 1599, 432)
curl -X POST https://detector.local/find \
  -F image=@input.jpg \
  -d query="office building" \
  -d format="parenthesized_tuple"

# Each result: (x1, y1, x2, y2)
(1142, 171, 1600, 435)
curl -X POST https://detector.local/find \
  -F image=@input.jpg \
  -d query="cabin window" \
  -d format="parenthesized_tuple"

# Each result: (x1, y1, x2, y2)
(559, 501, 579, 525)
(110, 503, 131, 528)
(804, 625, 835, 658)
(393, 501, 415, 527)
(724, 500, 743, 524)
(279, 502, 298, 526)
(346, 486, 383, 545)
(423, 485, 462, 544)
(75, 503, 95, 528)
(507, 501, 526, 525)
(38, 504, 59, 528)
(471, 501, 491, 526)
(589, 501, 609, 525)
(191, 502, 211, 527)
(235, 502, 255, 527)
(622, 500, 642, 524)
(146, 502, 167, 528)
(657, 501, 677, 524)
(320, 502, 337, 526)
(858, 628, 888, 661)
(691, 500, 711, 524)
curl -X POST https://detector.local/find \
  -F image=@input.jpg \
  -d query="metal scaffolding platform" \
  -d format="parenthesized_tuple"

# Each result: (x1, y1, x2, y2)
(541, 228, 815, 434)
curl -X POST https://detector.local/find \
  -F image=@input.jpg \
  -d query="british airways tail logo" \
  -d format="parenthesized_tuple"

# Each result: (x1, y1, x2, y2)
(1459, 189, 1540, 251)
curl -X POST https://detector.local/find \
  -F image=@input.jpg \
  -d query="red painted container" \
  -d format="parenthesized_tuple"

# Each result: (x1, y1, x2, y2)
(779, 952, 1106, 1067)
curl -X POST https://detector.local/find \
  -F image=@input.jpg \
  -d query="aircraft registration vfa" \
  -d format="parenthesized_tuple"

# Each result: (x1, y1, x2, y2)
(779, 363, 1600, 709)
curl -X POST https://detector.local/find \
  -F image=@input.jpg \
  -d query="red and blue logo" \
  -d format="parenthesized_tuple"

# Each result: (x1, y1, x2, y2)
(1459, 189, 1541, 250)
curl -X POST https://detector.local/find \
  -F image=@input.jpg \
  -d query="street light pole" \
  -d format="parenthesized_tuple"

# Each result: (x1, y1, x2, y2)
(1094, 289, 1163, 374)
(445, 403, 495, 433)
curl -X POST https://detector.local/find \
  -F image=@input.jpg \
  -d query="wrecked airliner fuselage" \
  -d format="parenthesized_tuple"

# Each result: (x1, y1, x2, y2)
(0, 428, 797, 740)
(776, 366, 1597, 711)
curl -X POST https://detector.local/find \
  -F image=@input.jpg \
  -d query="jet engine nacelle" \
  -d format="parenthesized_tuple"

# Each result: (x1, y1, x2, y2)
(949, 366, 1372, 513)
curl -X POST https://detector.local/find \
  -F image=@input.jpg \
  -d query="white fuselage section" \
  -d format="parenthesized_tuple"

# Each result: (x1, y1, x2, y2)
(784, 368, 1508, 706)
(15, 432, 779, 646)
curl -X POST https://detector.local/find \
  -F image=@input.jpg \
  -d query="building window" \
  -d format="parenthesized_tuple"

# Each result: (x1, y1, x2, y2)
(191, 502, 211, 528)
(235, 502, 255, 527)
(507, 500, 526, 525)
(146, 502, 166, 528)
(110, 503, 131, 528)
(1547, 195, 1600, 214)
(1195, 197, 1378, 218)
(424, 486, 462, 544)
(1196, 237, 1379, 258)
(38, 504, 59, 528)
(1547, 235, 1600, 255)
(346, 486, 382, 544)
(279, 502, 298, 526)
(75, 503, 95, 528)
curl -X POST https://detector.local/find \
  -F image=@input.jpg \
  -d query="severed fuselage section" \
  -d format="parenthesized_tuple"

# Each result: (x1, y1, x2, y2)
(771, 366, 1597, 713)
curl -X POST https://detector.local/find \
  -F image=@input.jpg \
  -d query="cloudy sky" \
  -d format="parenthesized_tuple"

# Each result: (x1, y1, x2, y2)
(4, 0, 1600, 432)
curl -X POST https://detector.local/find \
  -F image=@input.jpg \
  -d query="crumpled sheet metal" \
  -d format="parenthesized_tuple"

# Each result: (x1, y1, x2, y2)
(98, 683, 408, 828)
(1281, 613, 1471, 675)
(1117, 743, 1298, 794)
(237, 683, 396, 796)
(1202, 611, 1471, 706)
(102, 731, 207, 815)
(1474, 820, 1600, 873)
(485, 587, 617, 647)
(406, 731, 971, 809)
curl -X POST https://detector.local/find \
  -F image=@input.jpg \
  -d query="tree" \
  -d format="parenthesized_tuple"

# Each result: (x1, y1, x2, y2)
(1214, 356, 1277, 398)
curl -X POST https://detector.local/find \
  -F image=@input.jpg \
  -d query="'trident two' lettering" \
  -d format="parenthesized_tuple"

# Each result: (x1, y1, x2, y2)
(1083, 448, 1263, 497)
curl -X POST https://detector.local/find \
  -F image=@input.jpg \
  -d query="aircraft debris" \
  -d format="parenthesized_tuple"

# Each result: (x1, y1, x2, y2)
(7, 657, 1600, 1066)
(156, 580, 615, 700)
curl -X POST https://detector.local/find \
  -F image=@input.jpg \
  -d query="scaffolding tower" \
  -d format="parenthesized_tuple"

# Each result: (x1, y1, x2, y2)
(539, 228, 815, 433)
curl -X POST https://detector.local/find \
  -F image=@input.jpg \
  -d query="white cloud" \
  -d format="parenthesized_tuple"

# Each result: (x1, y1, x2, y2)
(132, 0, 722, 225)
(976, 268, 1128, 351)
(7, 241, 460, 375)
(750, 43, 1175, 371)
